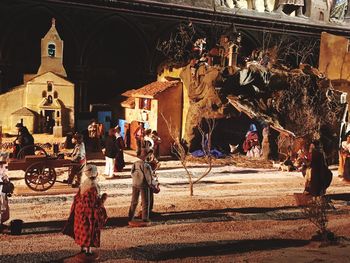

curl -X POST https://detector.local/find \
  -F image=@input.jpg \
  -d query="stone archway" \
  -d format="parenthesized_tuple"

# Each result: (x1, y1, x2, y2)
(80, 14, 151, 115)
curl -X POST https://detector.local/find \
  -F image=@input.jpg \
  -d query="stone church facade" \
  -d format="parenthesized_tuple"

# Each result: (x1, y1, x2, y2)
(0, 18, 74, 135)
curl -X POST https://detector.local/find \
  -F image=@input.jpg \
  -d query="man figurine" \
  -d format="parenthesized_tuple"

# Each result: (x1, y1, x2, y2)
(261, 125, 271, 160)
(0, 157, 10, 230)
(88, 119, 99, 152)
(134, 122, 145, 157)
(128, 150, 153, 223)
(219, 35, 232, 67)
(274, 0, 308, 18)
(227, 0, 270, 12)
(193, 38, 207, 58)
(219, 0, 231, 7)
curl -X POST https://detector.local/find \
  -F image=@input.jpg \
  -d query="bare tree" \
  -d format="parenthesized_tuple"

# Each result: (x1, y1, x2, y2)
(161, 113, 215, 196)
(261, 31, 320, 68)
(156, 21, 196, 65)
(302, 197, 335, 242)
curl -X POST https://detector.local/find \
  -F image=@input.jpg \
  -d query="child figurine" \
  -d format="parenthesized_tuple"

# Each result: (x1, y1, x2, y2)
(0, 157, 10, 230)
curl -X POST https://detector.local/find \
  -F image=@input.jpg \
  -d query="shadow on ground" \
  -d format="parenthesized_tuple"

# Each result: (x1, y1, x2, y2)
(0, 239, 310, 262)
(220, 169, 258, 174)
(162, 180, 241, 187)
(122, 238, 310, 261)
(326, 193, 350, 202)
(13, 206, 301, 236)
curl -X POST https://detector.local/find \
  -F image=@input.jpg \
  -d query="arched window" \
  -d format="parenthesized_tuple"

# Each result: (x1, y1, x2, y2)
(53, 91, 58, 98)
(47, 82, 53, 92)
(42, 91, 47, 98)
(57, 111, 60, 117)
(319, 12, 324, 21)
(47, 95, 53, 104)
(48, 43, 56, 57)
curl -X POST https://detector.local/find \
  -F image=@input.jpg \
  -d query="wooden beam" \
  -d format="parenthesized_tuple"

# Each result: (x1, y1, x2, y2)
(227, 96, 295, 137)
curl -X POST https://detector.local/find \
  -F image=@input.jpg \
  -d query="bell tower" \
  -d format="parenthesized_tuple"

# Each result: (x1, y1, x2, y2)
(37, 18, 67, 77)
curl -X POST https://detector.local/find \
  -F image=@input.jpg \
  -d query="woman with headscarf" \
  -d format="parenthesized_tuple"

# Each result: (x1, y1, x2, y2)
(243, 124, 261, 158)
(63, 164, 108, 257)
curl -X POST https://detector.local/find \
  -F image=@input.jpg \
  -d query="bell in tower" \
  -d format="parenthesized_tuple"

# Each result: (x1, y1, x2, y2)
(37, 18, 67, 77)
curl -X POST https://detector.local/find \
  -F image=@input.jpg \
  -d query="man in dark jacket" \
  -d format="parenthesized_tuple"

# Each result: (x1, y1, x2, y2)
(14, 123, 34, 158)
(102, 128, 118, 178)
(128, 150, 153, 222)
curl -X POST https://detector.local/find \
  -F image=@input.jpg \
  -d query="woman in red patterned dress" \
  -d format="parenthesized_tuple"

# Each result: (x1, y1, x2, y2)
(63, 164, 108, 256)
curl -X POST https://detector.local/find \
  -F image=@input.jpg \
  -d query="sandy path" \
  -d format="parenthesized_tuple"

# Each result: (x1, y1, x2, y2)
(1, 153, 350, 262)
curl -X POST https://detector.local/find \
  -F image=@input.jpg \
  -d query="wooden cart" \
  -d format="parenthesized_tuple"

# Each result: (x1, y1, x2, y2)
(7, 145, 73, 192)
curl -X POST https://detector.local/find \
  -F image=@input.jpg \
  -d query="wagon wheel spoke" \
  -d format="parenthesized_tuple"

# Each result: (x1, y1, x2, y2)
(17, 145, 48, 159)
(25, 162, 56, 192)
(27, 169, 39, 184)
(47, 177, 55, 184)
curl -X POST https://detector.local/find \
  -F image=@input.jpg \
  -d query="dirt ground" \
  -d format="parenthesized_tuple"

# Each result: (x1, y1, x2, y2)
(1, 135, 350, 262)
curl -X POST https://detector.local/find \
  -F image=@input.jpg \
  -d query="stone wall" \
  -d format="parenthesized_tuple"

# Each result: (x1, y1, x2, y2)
(26, 72, 75, 132)
(158, 68, 189, 138)
(0, 87, 25, 132)
(157, 83, 182, 156)
(319, 32, 350, 81)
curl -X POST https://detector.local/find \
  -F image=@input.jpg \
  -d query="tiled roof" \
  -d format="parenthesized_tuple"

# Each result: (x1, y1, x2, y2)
(11, 107, 36, 116)
(27, 71, 71, 83)
(130, 81, 180, 98)
(121, 97, 135, 109)
(121, 89, 136, 97)
(120, 80, 180, 108)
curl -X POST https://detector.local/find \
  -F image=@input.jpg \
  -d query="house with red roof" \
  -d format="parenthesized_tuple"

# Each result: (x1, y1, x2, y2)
(121, 80, 183, 156)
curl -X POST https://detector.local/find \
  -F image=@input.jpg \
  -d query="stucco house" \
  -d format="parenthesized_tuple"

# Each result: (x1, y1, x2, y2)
(0, 18, 74, 135)
(121, 80, 183, 156)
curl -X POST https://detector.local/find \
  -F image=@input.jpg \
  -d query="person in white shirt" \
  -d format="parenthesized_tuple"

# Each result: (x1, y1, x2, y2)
(143, 129, 154, 151)
(0, 158, 10, 229)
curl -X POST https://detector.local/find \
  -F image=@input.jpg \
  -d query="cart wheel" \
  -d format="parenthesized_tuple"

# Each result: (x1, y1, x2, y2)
(25, 162, 56, 191)
(17, 145, 48, 159)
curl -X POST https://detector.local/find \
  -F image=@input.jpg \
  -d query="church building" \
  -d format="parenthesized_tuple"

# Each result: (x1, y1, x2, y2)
(0, 18, 74, 136)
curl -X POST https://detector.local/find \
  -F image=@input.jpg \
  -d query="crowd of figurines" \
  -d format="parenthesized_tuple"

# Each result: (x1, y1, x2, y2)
(191, 32, 242, 70)
(157, 23, 249, 69)
(157, 21, 317, 71)
(218, 0, 349, 24)
(188, 29, 268, 73)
